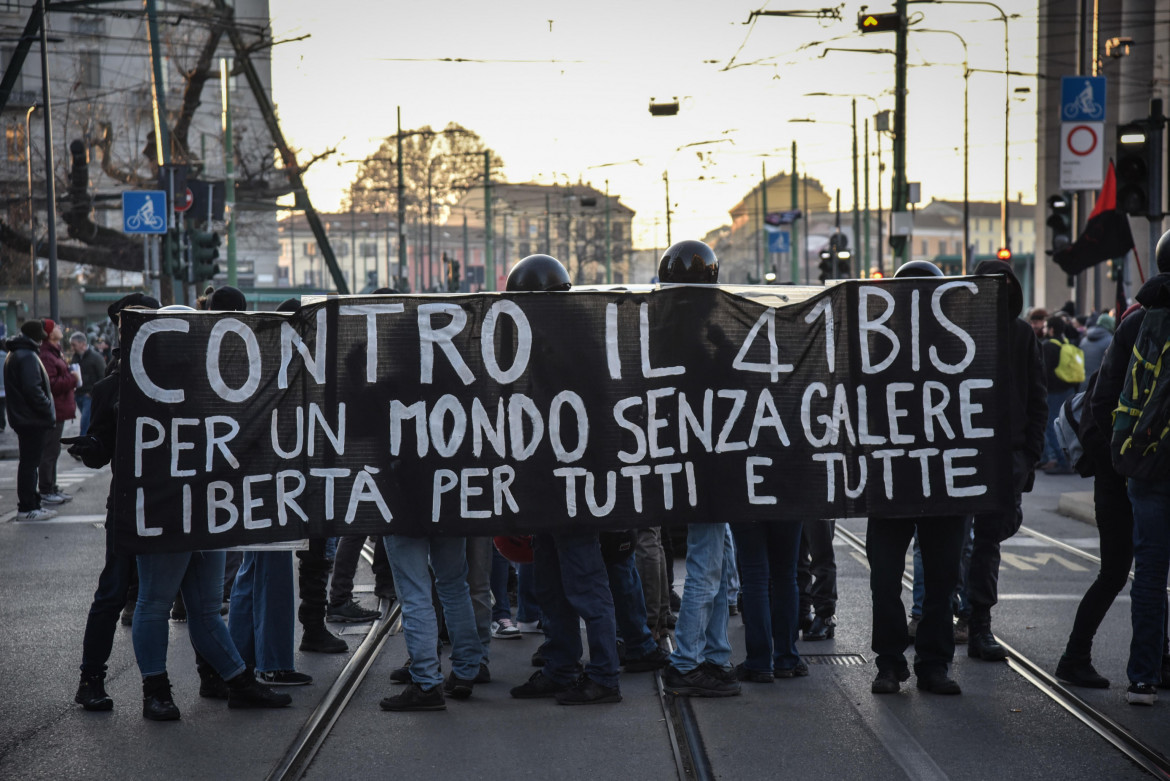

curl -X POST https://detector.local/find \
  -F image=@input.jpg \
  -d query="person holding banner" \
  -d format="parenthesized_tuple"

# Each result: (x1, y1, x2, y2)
(965, 260, 1047, 663)
(504, 255, 624, 706)
(654, 240, 742, 699)
(868, 261, 965, 696)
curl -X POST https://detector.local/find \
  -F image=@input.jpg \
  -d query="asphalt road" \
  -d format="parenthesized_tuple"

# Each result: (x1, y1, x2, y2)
(0, 431, 1167, 780)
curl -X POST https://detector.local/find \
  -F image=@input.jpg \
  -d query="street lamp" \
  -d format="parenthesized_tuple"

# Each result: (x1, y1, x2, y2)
(909, 0, 1014, 253)
(25, 104, 37, 317)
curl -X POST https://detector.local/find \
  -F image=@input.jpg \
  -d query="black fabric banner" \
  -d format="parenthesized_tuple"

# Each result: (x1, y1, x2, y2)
(114, 278, 1013, 553)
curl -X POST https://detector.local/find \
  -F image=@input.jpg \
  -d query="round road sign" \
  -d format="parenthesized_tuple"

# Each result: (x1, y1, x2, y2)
(1066, 124, 1098, 157)
(174, 186, 194, 213)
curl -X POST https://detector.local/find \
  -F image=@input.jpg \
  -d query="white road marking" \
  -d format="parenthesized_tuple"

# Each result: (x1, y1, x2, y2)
(13, 514, 106, 524)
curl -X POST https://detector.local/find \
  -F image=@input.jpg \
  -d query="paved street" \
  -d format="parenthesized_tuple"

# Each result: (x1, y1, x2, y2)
(0, 438, 1167, 780)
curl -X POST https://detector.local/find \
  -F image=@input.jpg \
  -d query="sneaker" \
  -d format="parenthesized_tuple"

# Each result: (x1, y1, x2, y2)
(516, 620, 542, 634)
(1127, 682, 1158, 706)
(226, 675, 292, 709)
(510, 671, 567, 699)
(443, 671, 475, 700)
(700, 661, 738, 683)
(17, 508, 56, 521)
(39, 492, 71, 505)
(258, 670, 313, 686)
(662, 664, 741, 697)
(624, 646, 670, 673)
(735, 664, 774, 684)
(381, 682, 445, 711)
(555, 675, 622, 705)
(327, 599, 380, 623)
(491, 618, 521, 639)
(907, 616, 920, 639)
(774, 661, 810, 679)
(953, 617, 969, 645)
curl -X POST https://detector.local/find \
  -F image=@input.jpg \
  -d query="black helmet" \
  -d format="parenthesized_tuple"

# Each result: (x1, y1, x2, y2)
(659, 240, 718, 284)
(506, 254, 571, 292)
(893, 260, 943, 278)
(1157, 229, 1170, 274)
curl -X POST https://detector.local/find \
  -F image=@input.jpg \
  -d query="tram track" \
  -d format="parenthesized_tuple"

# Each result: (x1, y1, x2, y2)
(1018, 524, 1170, 595)
(834, 525, 1170, 780)
(269, 542, 710, 781)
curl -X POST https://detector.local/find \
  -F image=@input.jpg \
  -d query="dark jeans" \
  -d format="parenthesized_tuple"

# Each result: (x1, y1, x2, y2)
(14, 426, 46, 511)
(533, 532, 619, 687)
(731, 520, 803, 674)
(516, 562, 540, 624)
(868, 516, 964, 674)
(329, 534, 391, 607)
(39, 420, 64, 494)
(1127, 477, 1170, 686)
(490, 548, 513, 622)
(605, 553, 658, 659)
(798, 519, 837, 616)
(1066, 454, 1133, 658)
(80, 511, 136, 676)
(968, 493, 1024, 625)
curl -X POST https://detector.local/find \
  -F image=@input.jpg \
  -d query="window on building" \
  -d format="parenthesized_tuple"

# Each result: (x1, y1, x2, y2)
(360, 242, 377, 258)
(6, 123, 25, 162)
(80, 50, 100, 90)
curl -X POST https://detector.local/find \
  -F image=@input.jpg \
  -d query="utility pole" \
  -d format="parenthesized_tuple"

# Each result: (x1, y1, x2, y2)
(605, 180, 612, 284)
(38, 0, 58, 320)
(852, 98, 861, 278)
(663, 171, 672, 247)
(863, 118, 871, 276)
(891, 0, 909, 267)
(396, 108, 406, 291)
(220, 58, 236, 286)
(462, 213, 468, 290)
(145, 0, 173, 306)
(791, 142, 799, 284)
(761, 162, 769, 280)
(484, 150, 493, 290)
(545, 191, 551, 254)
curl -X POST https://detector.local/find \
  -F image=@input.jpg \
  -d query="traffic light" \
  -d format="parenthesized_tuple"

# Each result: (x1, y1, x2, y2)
(445, 254, 461, 292)
(188, 228, 221, 281)
(858, 11, 901, 33)
(996, 247, 1013, 261)
(820, 232, 850, 282)
(1046, 193, 1072, 255)
(1116, 121, 1153, 216)
(818, 246, 833, 283)
(162, 228, 182, 277)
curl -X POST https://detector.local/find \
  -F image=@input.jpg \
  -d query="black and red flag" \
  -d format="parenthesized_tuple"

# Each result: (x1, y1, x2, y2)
(1053, 160, 1135, 276)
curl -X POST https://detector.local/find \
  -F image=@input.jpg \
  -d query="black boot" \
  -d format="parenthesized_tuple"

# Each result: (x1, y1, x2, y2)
(75, 672, 113, 711)
(967, 615, 1008, 661)
(198, 667, 231, 700)
(142, 673, 180, 721)
(1055, 654, 1109, 688)
(226, 671, 292, 709)
(296, 551, 347, 654)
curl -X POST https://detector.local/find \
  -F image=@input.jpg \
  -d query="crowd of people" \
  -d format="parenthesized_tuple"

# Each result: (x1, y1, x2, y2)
(4, 233, 1170, 719)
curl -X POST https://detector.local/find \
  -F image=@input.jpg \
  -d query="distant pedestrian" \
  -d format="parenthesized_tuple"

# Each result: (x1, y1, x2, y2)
(1078, 314, 1113, 392)
(3, 320, 56, 521)
(37, 319, 77, 506)
(70, 332, 104, 436)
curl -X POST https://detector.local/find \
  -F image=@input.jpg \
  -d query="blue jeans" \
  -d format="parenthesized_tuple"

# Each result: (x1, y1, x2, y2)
(912, 516, 974, 619)
(1127, 478, 1170, 686)
(490, 548, 513, 622)
(669, 523, 734, 673)
(76, 393, 92, 437)
(606, 553, 658, 659)
(80, 511, 136, 676)
(731, 521, 803, 673)
(383, 535, 483, 687)
(133, 551, 246, 680)
(533, 532, 620, 687)
(228, 550, 296, 673)
(516, 562, 540, 623)
(725, 526, 740, 607)
(1045, 388, 1074, 467)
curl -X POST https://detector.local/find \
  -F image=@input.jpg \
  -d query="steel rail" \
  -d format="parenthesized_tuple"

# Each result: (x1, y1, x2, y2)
(656, 636, 716, 781)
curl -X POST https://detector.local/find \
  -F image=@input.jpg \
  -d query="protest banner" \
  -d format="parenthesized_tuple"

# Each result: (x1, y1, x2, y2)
(114, 278, 1011, 553)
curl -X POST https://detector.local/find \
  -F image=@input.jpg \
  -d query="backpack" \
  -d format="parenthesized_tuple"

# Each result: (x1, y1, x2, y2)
(1049, 337, 1086, 384)
(1110, 307, 1170, 480)
(1055, 390, 1091, 477)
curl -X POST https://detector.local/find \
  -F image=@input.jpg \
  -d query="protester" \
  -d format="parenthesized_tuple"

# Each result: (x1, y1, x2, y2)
(1078, 314, 1113, 391)
(4, 320, 56, 521)
(966, 260, 1047, 663)
(798, 522, 837, 640)
(505, 255, 622, 706)
(70, 332, 105, 437)
(0, 326, 8, 432)
(38, 319, 77, 505)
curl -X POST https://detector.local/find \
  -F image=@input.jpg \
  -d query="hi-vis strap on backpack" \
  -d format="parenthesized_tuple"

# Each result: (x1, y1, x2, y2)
(1049, 337, 1086, 384)
(1111, 308, 1170, 480)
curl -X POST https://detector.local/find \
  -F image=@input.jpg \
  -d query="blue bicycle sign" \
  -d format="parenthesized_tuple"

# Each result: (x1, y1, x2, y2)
(122, 190, 167, 234)
(1061, 76, 1106, 122)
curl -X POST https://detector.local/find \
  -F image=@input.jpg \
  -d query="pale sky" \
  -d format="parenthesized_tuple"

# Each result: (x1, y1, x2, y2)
(269, 1, 1039, 249)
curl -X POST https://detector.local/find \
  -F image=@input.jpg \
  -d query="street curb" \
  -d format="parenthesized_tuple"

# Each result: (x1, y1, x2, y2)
(1057, 491, 1095, 527)
(0, 447, 17, 461)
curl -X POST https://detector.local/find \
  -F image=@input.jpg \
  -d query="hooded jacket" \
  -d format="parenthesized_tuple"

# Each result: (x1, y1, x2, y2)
(1090, 272, 1170, 438)
(3, 333, 54, 430)
(39, 337, 76, 422)
(1078, 325, 1112, 391)
(975, 260, 1048, 474)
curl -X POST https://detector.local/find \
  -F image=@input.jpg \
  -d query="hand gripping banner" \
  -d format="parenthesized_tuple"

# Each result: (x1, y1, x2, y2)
(114, 278, 1012, 553)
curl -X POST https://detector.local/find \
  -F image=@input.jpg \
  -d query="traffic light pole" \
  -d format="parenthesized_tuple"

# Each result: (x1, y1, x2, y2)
(852, 99, 861, 278)
(791, 142, 800, 285)
(891, 0, 908, 266)
(1147, 99, 1164, 271)
(761, 162, 769, 280)
(484, 150, 494, 291)
(220, 58, 236, 287)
